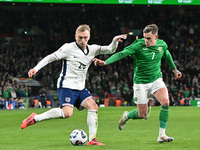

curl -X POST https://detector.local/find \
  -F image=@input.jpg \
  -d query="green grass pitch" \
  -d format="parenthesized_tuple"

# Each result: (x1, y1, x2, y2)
(0, 106, 199, 150)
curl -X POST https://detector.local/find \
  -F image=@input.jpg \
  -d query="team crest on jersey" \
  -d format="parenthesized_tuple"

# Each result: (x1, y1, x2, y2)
(158, 47, 163, 53)
(65, 97, 71, 102)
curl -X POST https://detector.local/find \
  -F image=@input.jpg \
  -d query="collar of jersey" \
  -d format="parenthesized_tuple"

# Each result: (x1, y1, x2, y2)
(75, 42, 89, 55)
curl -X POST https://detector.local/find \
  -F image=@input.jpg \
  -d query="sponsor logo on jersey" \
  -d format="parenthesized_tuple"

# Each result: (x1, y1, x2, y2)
(143, 47, 147, 50)
(158, 47, 163, 53)
(65, 97, 71, 102)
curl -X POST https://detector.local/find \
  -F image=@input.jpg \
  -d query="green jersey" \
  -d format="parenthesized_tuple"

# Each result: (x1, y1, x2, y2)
(105, 38, 176, 84)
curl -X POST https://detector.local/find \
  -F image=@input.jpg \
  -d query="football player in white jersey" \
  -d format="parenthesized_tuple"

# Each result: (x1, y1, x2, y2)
(21, 24, 126, 145)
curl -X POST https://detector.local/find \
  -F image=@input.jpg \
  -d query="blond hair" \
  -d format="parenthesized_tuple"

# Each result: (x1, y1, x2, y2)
(76, 24, 91, 34)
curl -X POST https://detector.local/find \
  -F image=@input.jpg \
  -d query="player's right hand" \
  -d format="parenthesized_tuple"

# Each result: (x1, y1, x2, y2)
(28, 69, 37, 77)
(93, 58, 106, 66)
(114, 34, 127, 42)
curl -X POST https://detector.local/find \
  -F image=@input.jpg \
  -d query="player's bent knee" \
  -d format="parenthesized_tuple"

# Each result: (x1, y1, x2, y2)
(61, 106, 74, 118)
(138, 114, 146, 119)
(88, 102, 98, 111)
(83, 98, 98, 111)
(162, 99, 170, 106)
(64, 112, 73, 118)
(138, 112, 146, 119)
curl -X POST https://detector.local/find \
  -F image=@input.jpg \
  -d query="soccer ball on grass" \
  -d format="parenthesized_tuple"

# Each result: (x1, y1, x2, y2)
(69, 129, 87, 146)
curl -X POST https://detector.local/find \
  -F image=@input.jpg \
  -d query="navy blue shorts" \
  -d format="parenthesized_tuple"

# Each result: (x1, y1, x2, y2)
(57, 88, 92, 110)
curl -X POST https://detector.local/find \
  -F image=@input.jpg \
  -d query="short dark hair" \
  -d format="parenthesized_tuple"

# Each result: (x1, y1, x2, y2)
(143, 24, 158, 35)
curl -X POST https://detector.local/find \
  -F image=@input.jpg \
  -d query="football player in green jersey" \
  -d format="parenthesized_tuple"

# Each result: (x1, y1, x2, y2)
(94, 24, 182, 143)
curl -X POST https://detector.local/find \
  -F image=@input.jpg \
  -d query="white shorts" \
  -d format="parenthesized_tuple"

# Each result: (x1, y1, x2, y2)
(133, 78, 166, 104)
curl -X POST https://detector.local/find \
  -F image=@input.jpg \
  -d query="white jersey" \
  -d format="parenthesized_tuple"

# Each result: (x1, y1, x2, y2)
(34, 39, 118, 90)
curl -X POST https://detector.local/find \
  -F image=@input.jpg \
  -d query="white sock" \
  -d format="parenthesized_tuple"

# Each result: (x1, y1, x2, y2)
(87, 110, 98, 142)
(34, 108, 65, 122)
(159, 128, 166, 137)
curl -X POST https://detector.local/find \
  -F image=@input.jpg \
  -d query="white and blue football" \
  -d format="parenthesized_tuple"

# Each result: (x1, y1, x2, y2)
(69, 129, 87, 146)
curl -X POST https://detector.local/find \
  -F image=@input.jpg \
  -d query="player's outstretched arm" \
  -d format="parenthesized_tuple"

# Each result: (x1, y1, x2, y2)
(28, 69, 37, 77)
(99, 34, 127, 55)
(172, 69, 182, 79)
(93, 58, 107, 66)
(113, 34, 127, 42)
(27, 54, 57, 78)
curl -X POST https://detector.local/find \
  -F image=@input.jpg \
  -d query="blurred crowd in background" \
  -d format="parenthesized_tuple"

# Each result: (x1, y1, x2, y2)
(0, 4, 200, 108)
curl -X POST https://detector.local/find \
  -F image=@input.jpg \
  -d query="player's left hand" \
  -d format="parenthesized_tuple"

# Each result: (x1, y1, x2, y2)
(173, 69, 182, 79)
(114, 34, 127, 42)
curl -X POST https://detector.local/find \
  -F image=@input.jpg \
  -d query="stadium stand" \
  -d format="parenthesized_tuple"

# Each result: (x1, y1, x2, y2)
(0, 3, 199, 108)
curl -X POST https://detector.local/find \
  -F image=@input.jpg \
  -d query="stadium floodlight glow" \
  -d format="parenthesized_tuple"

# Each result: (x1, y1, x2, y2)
(129, 32, 134, 35)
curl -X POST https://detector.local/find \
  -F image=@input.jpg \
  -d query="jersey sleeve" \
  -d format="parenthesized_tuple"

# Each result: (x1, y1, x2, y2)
(33, 53, 57, 72)
(95, 38, 119, 56)
(163, 49, 176, 70)
(123, 39, 140, 55)
(105, 39, 139, 65)
(34, 43, 70, 72)
(105, 50, 130, 65)
(53, 43, 69, 60)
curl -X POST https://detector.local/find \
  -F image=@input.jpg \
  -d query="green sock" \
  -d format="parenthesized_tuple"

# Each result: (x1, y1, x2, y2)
(127, 109, 142, 119)
(159, 106, 169, 129)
